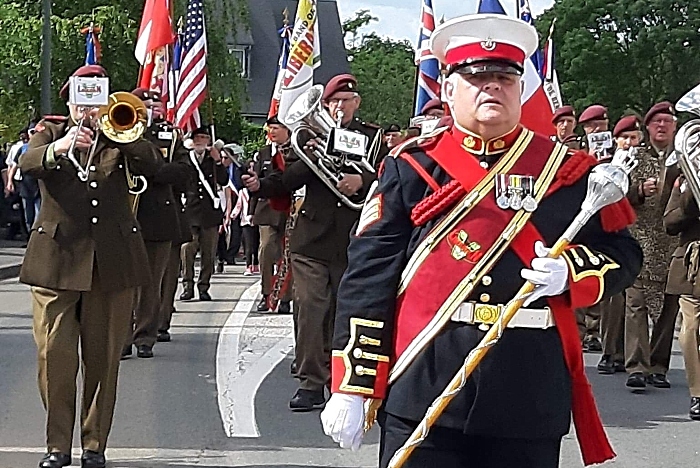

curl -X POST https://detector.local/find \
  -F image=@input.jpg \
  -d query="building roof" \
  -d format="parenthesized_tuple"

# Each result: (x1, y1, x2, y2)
(238, 0, 350, 123)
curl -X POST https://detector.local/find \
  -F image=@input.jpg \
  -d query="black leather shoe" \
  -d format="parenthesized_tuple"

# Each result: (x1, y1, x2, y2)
(597, 355, 616, 375)
(121, 345, 132, 360)
(289, 389, 326, 412)
(257, 295, 270, 312)
(39, 452, 71, 468)
(199, 291, 212, 301)
(216, 261, 224, 274)
(157, 331, 171, 342)
(278, 300, 291, 314)
(690, 397, 700, 421)
(137, 345, 154, 359)
(649, 373, 671, 388)
(179, 289, 194, 301)
(585, 337, 603, 353)
(613, 360, 625, 373)
(81, 450, 106, 468)
(626, 372, 647, 391)
(290, 360, 298, 376)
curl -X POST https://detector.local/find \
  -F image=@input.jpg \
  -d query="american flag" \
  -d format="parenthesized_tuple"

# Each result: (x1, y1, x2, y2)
(414, 0, 440, 116)
(175, 0, 206, 132)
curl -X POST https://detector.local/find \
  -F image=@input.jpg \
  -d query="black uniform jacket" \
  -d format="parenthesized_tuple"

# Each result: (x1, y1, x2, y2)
(250, 143, 288, 229)
(255, 118, 383, 265)
(19, 119, 162, 292)
(138, 121, 195, 242)
(183, 149, 229, 229)
(331, 126, 642, 439)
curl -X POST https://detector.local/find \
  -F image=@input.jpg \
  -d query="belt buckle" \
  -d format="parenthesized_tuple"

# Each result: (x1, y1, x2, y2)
(474, 304, 500, 331)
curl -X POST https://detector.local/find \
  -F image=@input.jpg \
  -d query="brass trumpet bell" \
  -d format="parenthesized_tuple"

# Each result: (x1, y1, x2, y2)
(98, 92, 148, 144)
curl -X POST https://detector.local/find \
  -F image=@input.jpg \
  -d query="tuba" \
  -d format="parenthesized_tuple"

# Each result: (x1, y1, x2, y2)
(282, 84, 375, 211)
(97, 92, 149, 213)
(673, 84, 700, 210)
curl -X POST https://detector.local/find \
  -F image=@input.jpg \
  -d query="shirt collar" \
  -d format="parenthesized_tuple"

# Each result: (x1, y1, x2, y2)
(449, 123, 523, 157)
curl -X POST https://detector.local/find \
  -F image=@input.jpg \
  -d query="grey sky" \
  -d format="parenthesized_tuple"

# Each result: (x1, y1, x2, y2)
(335, 0, 555, 45)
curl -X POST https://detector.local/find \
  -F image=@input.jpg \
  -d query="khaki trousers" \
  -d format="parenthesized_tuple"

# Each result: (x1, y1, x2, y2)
(575, 305, 601, 341)
(181, 226, 218, 293)
(625, 280, 679, 374)
(291, 253, 346, 392)
(159, 242, 182, 333)
(259, 225, 293, 301)
(131, 241, 171, 347)
(31, 275, 133, 454)
(600, 292, 626, 361)
(679, 295, 700, 396)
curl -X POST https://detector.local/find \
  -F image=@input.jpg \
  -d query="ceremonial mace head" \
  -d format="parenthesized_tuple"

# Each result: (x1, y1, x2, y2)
(581, 149, 638, 214)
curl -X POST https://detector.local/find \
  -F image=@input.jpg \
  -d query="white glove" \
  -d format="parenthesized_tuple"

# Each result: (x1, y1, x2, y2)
(520, 241, 569, 307)
(320, 393, 365, 451)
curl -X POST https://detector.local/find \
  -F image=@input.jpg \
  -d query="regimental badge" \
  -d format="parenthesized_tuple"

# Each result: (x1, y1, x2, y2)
(495, 174, 538, 212)
(447, 230, 483, 263)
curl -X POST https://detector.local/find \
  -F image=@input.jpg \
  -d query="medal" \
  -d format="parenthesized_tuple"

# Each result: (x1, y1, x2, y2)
(521, 176, 538, 212)
(508, 175, 523, 210)
(496, 174, 510, 209)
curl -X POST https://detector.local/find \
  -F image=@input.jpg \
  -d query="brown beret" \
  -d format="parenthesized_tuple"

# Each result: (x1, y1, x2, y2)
(132, 87, 161, 101)
(552, 105, 575, 124)
(613, 115, 641, 138)
(644, 101, 675, 126)
(420, 98, 443, 115)
(59, 64, 108, 101)
(322, 74, 358, 101)
(578, 105, 608, 124)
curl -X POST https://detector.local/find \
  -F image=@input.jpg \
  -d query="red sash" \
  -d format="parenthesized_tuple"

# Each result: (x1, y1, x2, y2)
(391, 128, 614, 465)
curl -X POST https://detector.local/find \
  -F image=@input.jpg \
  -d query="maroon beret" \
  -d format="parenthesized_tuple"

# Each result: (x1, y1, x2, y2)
(322, 74, 358, 101)
(578, 105, 608, 124)
(132, 87, 161, 101)
(59, 64, 108, 101)
(552, 105, 575, 124)
(644, 101, 675, 126)
(420, 98, 443, 115)
(613, 115, 641, 137)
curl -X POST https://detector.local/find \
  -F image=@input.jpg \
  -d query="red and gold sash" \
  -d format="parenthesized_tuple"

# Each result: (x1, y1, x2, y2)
(390, 128, 568, 378)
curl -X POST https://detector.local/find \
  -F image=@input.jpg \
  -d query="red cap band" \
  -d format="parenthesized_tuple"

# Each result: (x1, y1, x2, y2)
(445, 41, 526, 68)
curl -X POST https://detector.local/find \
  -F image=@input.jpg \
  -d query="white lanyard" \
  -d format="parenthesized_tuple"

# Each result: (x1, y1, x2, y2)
(189, 150, 220, 210)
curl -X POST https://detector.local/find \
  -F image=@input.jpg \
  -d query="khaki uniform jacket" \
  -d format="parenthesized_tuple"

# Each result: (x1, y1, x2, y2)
(251, 144, 288, 229)
(137, 122, 195, 242)
(627, 144, 680, 284)
(664, 181, 700, 295)
(19, 119, 162, 292)
(183, 150, 229, 229)
(255, 118, 382, 265)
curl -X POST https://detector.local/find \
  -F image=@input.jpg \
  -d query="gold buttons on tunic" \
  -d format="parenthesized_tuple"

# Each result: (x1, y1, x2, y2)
(480, 293, 491, 303)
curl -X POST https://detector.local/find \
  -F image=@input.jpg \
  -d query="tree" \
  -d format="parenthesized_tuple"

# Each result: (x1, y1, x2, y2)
(342, 11, 416, 127)
(536, 0, 700, 121)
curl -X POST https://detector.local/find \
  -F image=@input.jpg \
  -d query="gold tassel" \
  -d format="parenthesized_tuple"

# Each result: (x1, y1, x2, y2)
(364, 398, 383, 433)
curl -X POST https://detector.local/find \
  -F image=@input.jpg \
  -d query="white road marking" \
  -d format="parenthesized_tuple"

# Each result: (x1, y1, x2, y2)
(215, 281, 295, 438)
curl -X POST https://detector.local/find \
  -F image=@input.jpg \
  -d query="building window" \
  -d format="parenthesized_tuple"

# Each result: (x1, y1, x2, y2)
(228, 45, 250, 78)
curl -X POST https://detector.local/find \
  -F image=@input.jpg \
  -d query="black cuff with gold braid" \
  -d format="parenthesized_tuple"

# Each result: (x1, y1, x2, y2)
(562, 245, 620, 305)
(331, 318, 390, 397)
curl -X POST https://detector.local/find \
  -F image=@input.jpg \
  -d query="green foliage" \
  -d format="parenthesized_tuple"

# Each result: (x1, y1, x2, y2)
(239, 119, 266, 161)
(536, 0, 700, 122)
(342, 11, 415, 127)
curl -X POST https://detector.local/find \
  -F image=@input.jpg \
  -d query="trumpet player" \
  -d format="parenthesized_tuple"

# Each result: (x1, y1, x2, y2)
(19, 65, 162, 468)
(243, 73, 387, 411)
(122, 88, 193, 358)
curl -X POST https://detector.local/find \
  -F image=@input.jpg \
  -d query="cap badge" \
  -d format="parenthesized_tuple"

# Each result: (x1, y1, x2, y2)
(481, 39, 496, 51)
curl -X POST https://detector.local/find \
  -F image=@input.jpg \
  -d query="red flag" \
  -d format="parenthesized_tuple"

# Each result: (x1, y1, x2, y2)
(135, 0, 175, 92)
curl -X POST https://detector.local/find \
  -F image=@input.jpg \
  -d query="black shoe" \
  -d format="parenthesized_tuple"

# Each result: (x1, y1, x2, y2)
(136, 345, 154, 359)
(39, 452, 71, 468)
(216, 261, 224, 273)
(157, 331, 171, 342)
(199, 291, 212, 301)
(648, 373, 671, 388)
(278, 300, 291, 314)
(626, 372, 647, 391)
(690, 397, 700, 421)
(179, 290, 194, 301)
(120, 345, 132, 360)
(585, 337, 603, 353)
(290, 360, 298, 376)
(257, 295, 270, 312)
(289, 389, 326, 412)
(81, 450, 106, 468)
(613, 360, 625, 373)
(597, 355, 616, 375)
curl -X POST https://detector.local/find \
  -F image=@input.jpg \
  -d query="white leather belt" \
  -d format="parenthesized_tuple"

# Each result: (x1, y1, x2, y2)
(451, 302, 555, 330)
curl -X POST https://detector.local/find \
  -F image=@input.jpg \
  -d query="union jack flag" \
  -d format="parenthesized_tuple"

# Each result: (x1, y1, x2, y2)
(174, 0, 206, 132)
(82, 24, 101, 66)
(518, 0, 545, 79)
(414, 0, 440, 116)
